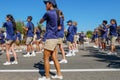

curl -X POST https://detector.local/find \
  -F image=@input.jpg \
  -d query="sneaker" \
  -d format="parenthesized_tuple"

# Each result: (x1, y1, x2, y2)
(51, 75, 63, 80)
(38, 76, 50, 80)
(93, 46, 98, 48)
(23, 53, 31, 57)
(30, 52, 36, 56)
(66, 53, 72, 57)
(72, 51, 76, 56)
(59, 59, 68, 64)
(3, 62, 11, 65)
(49, 61, 54, 65)
(11, 61, 18, 64)
(15, 50, 20, 52)
(107, 52, 117, 55)
(107, 52, 112, 55)
(19, 50, 22, 52)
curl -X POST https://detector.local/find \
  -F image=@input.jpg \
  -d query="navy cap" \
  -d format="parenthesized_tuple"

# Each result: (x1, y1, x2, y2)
(67, 20, 72, 23)
(43, 0, 57, 7)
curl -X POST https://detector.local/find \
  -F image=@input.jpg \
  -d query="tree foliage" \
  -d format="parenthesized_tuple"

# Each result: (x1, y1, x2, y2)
(86, 30, 93, 38)
(16, 21, 24, 34)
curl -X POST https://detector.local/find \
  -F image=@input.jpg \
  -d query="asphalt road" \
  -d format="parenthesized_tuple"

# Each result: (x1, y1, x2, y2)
(0, 44, 120, 80)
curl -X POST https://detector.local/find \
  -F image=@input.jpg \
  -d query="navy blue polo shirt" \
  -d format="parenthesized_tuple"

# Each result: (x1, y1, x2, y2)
(110, 24, 117, 36)
(3, 21, 15, 40)
(43, 9, 58, 39)
(26, 22, 34, 37)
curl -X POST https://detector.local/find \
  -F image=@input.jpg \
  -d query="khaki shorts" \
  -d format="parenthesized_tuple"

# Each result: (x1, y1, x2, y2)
(110, 36, 117, 45)
(67, 41, 72, 47)
(58, 38, 63, 45)
(44, 39, 58, 51)
(74, 35, 77, 42)
(6, 40, 14, 45)
(102, 38, 106, 43)
(26, 37, 33, 45)
(15, 40, 21, 45)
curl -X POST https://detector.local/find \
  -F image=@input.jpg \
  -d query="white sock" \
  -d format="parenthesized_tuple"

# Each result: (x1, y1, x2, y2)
(27, 52, 30, 54)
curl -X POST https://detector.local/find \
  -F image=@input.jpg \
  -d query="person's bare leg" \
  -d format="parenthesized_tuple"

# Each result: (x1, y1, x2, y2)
(111, 44, 115, 52)
(6, 44, 10, 62)
(36, 41, 40, 51)
(44, 49, 51, 78)
(52, 48, 62, 76)
(59, 44, 66, 60)
(27, 45, 30, 53)
(11, 43, 17, 61)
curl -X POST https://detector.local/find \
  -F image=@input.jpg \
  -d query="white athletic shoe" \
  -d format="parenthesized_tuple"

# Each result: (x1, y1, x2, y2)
(49, 61, 54, 65)
(66, 53, 72, 57)
(72, 51, 76, 56)
(51, 75, 63, 80)
(30, 51, 36, 56)
(11, 61, 18, 64)
(59, 59, 68, 64)
(93, 46, 98, 48)
(19, 50, 22, 52)
(38, 76, 51, 80)
(23, 53, 31, 57)
(107, 52, 117, 55)
(107, 52, 112, 55)
(3, 61, 11, 66)
(15, 50, 20, 52)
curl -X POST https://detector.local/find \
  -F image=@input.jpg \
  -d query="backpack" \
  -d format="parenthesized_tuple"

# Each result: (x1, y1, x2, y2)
(31, 22, 35, 34)
(55, 8, 60, 26)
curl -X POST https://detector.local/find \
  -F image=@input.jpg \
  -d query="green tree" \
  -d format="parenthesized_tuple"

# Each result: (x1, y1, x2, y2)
(86, 30, 93, 38)
(16, 21, 24, 34)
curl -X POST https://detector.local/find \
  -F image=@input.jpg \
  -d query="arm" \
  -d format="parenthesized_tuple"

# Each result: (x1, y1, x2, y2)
(23, 27, 28, 31)
(40, 12, 48, 24)
(40, 18, 45, 24)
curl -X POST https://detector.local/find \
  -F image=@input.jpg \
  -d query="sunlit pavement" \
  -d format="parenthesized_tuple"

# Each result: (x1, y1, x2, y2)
(0, 44, 120, 80)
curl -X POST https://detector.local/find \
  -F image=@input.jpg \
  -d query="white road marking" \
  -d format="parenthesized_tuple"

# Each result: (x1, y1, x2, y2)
(0, 69, 120, 72)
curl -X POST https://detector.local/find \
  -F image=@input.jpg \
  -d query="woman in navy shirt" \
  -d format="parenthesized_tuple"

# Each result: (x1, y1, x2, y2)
(38, 0, 63, 80)
(3, 14, 18, 65)
(108, 19, 118, 55)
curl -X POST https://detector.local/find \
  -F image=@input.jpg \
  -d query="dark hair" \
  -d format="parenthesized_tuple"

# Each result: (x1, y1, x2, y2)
(59, 10, 64, 20)
(6, 14, 16, 32)
(103, 20, 107, 24)
(27, 16, 32, 21)
(110, 19, 117, 25)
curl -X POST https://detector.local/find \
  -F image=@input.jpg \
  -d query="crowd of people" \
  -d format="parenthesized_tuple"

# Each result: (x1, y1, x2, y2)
(0, 0, 120, 80)
(92, 19, 120, 55)
(0, 0, 82, 80)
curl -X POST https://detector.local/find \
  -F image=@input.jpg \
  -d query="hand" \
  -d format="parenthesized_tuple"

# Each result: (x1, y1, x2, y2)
(58, 26, 62, 30)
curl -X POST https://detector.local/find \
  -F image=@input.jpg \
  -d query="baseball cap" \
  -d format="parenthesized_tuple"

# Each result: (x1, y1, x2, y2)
(43, 0, 57, 7)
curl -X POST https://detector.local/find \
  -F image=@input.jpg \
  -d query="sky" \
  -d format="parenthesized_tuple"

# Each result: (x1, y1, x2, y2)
(0, 0, 120, 32)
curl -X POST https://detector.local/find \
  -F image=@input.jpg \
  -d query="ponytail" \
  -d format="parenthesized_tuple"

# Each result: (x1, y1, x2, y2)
(6, 14, 16, 33)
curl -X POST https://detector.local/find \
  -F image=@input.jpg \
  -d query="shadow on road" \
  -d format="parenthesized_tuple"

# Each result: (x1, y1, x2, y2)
(82, 47, 120, 68)
(33, 62, 56, 77)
